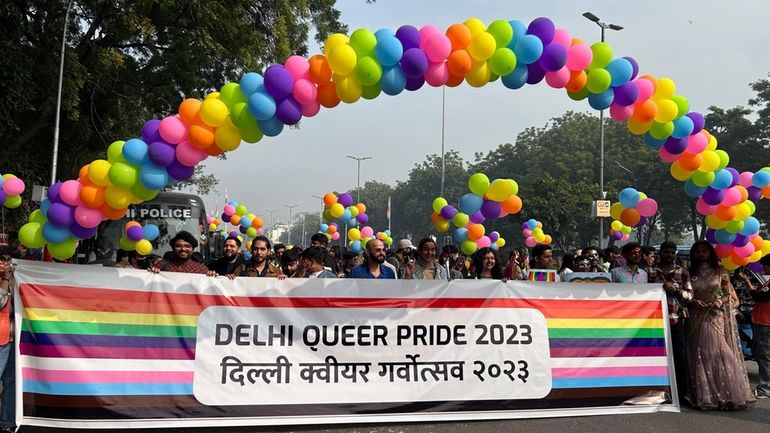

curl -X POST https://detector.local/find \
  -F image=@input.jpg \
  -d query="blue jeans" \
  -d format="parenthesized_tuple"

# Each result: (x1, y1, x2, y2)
(0, 342, 15, 428)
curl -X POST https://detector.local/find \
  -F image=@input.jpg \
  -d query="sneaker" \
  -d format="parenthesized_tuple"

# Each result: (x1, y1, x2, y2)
(755, 389, 769, 399)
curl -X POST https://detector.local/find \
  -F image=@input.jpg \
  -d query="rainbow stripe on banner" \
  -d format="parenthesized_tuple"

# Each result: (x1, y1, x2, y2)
(15, 263, 674, 427)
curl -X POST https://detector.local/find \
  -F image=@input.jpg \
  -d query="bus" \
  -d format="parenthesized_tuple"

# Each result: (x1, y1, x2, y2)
(76, 191, 211, 264)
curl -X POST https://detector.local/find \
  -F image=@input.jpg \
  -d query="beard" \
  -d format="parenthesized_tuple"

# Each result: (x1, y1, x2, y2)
(370, 254, 385, 264)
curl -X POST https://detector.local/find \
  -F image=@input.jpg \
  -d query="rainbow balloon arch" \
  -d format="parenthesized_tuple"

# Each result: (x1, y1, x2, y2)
(15, 16, 770, 268)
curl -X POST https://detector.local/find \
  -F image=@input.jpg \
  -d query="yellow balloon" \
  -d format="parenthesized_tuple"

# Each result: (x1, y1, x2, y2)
(611, 220, 622, 231)
(749, 251, 762, 264)
(762, 240, 770, 255)
(463, 18, 487, 35)
(653, 77, 676, 101)
(215, 119, 242, 151)
(705, 214, 728, 229)
(199, 98, 229, 127)
(707, 134, 718, 151)
(135, 239, 153, 256)
(465, 61, 491, 88)
(435, 219, 451, 233)
(88, 159, 112, 187)
(335, 74, 362, 103)
(328, 44, 357, 75)
(609, 202, 624, 220)
(323, 33, 350, 56)
(468, 32, 496, 61)
(699, 151, 720, 172)
(669, 161, 693, 181)
(104, 186, 134, 209)
(205, 92, 220, 100)
(734, 203, 751, 221)
(534, 231, 545, 243)
(487, 179, 515, 202)
(626, 118, 651, 135)
(721, 256, 738, 271)
(330, 203, 344, 218)
(348, 228, 361, 241)
(1, 174, 16, 181)
(654, 99, 678, 123)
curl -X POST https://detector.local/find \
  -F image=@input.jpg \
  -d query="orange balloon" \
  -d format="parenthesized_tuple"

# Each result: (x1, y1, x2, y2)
(565, 70, 587, 93)
(230, 215, 241, 226)
(715, 205, 737, 221)
(735, 185, 749, 202)
(178, 98, 202, 125)
(445, 72, 465, 88)
(431, 212, 441, 223)
(447, 49, 473, 76)
(124, 221, 142, 232)
(308, 55, 333, 85)
(501, 195, 522, 214)
(317, 82, 340, 108)
(78, 165, 96, 187)
(328, 224, 337, 234)
(356, 203, 366, 213)
(203, 140, 224, 157)
(677, 152, 703, 171)
(251, 216, 264, 228)
(101, 203, 127, 220)
(188, 124, 215, 149)
(752, 236, 764, 250)
(543, 235, 552, 245)
(620, 208, 641, 227)
(763, 185, 770, 199)
(467, 224, 485, 241)
(446, 24, 472, 50)
(80, 184, 105, 208)
(732, 252, 750, 266)
(323, 193, 337, 207)
(632, 99, 657, 124)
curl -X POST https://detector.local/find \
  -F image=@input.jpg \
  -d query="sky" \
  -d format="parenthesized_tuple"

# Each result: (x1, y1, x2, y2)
(194, 0, 770, 227)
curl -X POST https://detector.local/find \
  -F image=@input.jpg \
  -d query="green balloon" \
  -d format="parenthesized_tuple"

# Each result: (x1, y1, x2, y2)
(461, 240, 477, 255)
(235, 204, 248, 216)
(246, 227, 257, 238)
(432, 197, 448, 213)
(715, 150, 729, 170)
(29, 209, 46, 224)
(488, 48, 517, 77)
(586, 68, 611, 93)
(589, 42, 613, 70)
(108, 161, 139, 189)
(468, 173, 490, 196)
(649, 121, 674, 140)
(4, 195, 21, 209)
(355, 56, 383, 86)
(725, 220, 744, 234)
(670, 95, 689, 118)
(19, 222, 45, 249)
(567, 87, 590, 101)
(361, 83, 381, 100)
(107, 141, 126, 163)
(119, 235, 137, 251)
(219, 82, 247, 109)
(746, 200, 756, 215)
(487, 19, 513, 47)
(349, 28, 377, 57)
(691, 169, 716, 187)
(47, 239, 78, 260)
(132, 183, 159, 201)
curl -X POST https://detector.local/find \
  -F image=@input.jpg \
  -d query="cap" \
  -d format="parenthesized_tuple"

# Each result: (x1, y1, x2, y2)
(397, 239, 414, 251)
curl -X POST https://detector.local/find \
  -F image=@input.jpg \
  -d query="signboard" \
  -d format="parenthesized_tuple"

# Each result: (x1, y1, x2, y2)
(13, 261, 678, 429)
(594, 200, 612, 218)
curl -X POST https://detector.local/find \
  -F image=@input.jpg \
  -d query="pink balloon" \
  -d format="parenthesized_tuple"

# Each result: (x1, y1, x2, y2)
(301, 100, 321, 117)
(59, 180, 82, 206)
(621, 233, 630, 241)
(634, 78, 654, 102)
(721, 187, 742, 207)
(159, 115, 188, 144)
(739, 171, 755, 188)
(735, 242, 755, 258)
(425, 62, 449, 87)
(476, 235, 492, 248)
(522, 228, 533, 237)
(1, 177, 25, 196)
(551, 28, 572, 48)
(74, 205, 104, 229)
(223, 204, 235, 216)
(424, 33, 452, 63)
(525, 236, 537, 248)
(637, 198, 659, 217)
(498, 209, 509, 218)
(331, 232, 340, 241)
(292, 79, 318, 105)
(419, 25, 442, 49)
(685, 132, 708, 154)
(361, 226, 374, 238)
(545, 66, 570, 88)
(565, 43, 592, 71)
(658, 147, 679, 163)
(696, 197, 717, 216)
(610, 104, 633, 121)
(284, 55, 310, 81)
(175, 140, 206, 167)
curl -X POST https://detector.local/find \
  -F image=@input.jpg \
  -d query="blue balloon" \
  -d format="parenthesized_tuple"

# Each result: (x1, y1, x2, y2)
(42, 222, 71, 244)
(605, 58, 633, 86)
(458, 193, 484, 215)
(671, 116, 694, 139)
(239, 72, 264, 97)
(142, 224, 160, 241)
(643, 133, 666, 149)
(527, 219, 537, 230)
(240, 217, 252, 228)
(350, 240, 362, 254)
(684, 179, 707, 198)
(740, 217, 760, 235)
(752, 171, 770, 188)
(375, 32, 403, 68)
(453, 228, 468, 243)
(619, 188, 640, 208)
(40, 198, 51, 216)
(342, 209, 352, 221)
(711, 169, 733, 190)
(714, 229, 736, 245)
(588, 88, 614, 110)
(139, 163, 169, 191)
(380, 66, 406, 95)
(257, 116, 284, 137)
(320, 223, 329, 232)
(247, 91, 277, 121)
(514, 34, 543, 65)
(122, 139, 149, 165)
(502, 62, 528, 90)
(348, 218, 357, 227)
(507, 20, 528, 49)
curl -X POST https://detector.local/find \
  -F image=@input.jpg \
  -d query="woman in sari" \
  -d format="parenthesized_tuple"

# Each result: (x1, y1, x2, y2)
(686, 241, 755, 410)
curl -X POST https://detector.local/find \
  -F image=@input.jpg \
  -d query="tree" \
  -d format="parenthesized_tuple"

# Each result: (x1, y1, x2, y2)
(349, 180, 394, 234)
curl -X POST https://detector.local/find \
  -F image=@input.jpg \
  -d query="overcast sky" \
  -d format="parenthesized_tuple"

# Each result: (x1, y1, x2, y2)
(193, 0, 770, 227)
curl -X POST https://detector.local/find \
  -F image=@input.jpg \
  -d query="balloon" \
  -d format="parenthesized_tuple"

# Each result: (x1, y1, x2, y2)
(619, 188, 640, 208)
(468, 173, 490, 195)
(19, 222, 45, 248)
(47, 239, 78, 261)
(461, 240, 477, 255)
(480, 200, 501, 220)
(487, 179, 517, 202)
(432, 197, 448, 213)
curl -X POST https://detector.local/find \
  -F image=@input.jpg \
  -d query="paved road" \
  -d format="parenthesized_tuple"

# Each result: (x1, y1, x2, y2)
(21, 362, 768, 433)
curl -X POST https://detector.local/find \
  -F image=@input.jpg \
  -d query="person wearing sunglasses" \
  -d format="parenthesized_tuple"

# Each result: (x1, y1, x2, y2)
(610, 242, 648, 283)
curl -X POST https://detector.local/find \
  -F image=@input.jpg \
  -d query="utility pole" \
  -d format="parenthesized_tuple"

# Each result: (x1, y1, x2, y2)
(346, 155, 372, 203)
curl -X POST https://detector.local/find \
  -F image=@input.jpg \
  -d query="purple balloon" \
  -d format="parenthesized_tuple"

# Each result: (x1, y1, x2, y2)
(338, 193, 353, 207)
(221, 214, 231, 223)
(69, 222, 97, 240)
(702, 187, 725, 206)
(686, 112, 705, 134)
(732, 233, 750, 247)
(440, 206, 457, 220)
(0, 191, 5, 205)
(663, 137, 687, 154)
(148, 141, 176, 167)
(636, 216, 648, 228)
(395, 25, 421, 50)
(622, 56, 639, 80)
(526, 62, 545, 84)
(47, 182, 63, 203)
(488, 232, 499, 242)
(126, 225, 144, 242)
(538, 43, 567, 71)
(263, 65, 294, 100)
(705, 228, 717, 244)
(470, 211, 485, 224)
(527, 17, 555, 45)
(613, 81, 639, 106)
(400, 48, 428, 78)
(167, 160, 194, 181)
(239, 225, 248, 234)
(612, 231, 623, 240)
(480, 200, 501, 220)
(726, 167, 740, 188)
(747, 186, 762, 202)
(749, 262, 763, 273)
(141, 119, 162, 144)
(356, 213, 369, 224)
(276, 96, 302, 125)
(47, 202, 74, 227)
(405, 74, 425, 91)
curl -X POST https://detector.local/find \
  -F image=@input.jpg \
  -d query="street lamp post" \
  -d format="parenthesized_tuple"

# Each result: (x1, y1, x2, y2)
(51, 0, 74, 186)
(346, 155, 372, 203)
(311, 195, 324, 220)
(265, 209, 276, 241)
(583, 12, 623, 248)
(440, 86, 446, 197)
(283, 204, 297, 245)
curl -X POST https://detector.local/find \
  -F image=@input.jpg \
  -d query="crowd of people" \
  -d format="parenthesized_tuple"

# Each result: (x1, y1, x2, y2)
(0, 230, 768, 429)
